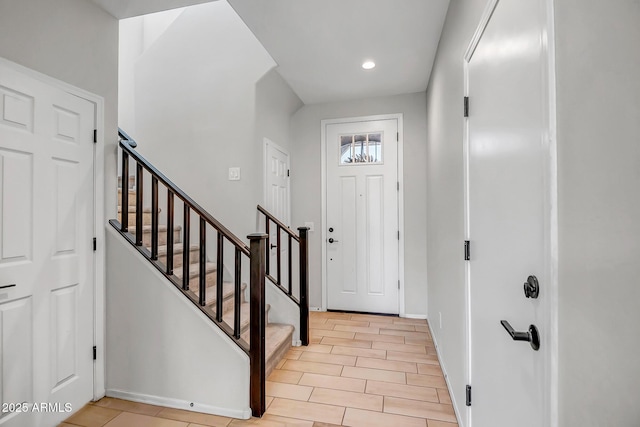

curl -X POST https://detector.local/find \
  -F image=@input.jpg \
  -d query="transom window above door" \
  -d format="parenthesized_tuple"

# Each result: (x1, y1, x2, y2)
(339, 132, 383, 165)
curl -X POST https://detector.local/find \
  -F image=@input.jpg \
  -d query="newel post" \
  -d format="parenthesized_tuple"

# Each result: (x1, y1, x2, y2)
(298, 227, 310, 346)
(248, 233, 267, 417)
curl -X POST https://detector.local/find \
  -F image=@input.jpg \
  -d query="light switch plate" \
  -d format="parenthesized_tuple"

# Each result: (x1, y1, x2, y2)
(228, 167, 241, 181)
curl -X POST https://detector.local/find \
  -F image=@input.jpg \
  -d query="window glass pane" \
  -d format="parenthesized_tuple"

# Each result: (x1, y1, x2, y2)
(339, 132, 383, 165)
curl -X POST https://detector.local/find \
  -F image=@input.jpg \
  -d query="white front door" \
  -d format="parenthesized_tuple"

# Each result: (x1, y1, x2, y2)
(264, 138, 290, 284)
(325, 118, 399, 314)
(465, 1, 552, 426)
(0, 63, 95, 426)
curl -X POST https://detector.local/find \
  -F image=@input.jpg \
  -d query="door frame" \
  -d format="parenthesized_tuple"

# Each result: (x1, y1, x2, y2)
(0, 57, 106, 401)
(263, 137, 291, 225)
(462, 1, 558, 426)
(320, 114, 405, 315)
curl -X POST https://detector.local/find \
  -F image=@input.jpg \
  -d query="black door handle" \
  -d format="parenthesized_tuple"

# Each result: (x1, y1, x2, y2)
(0, 284, 16, 289)
(500, 320, 540, 351)
(270, 244, 277, 249)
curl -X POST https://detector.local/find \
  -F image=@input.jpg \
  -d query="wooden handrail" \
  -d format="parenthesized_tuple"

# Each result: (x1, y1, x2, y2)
(257, 205, 300, 242)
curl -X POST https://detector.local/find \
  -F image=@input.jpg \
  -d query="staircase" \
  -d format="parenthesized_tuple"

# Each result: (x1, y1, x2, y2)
(111, 129, 309, 417)
(116, 182, 294, 378)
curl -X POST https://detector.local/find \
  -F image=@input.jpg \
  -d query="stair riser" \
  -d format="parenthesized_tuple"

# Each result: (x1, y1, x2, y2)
(118, 176, 135, 189)
(187, 272, 220, 290)
(118, 211, 152, 226)
(158, 249, 199, 269)
(117, 189, 137, 206)
(129, 228, 181, 247)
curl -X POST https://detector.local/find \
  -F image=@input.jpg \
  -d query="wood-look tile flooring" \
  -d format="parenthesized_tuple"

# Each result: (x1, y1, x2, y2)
(61, 312, 458, 427)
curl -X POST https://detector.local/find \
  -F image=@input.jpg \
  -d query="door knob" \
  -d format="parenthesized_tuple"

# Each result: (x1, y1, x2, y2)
(328, 238, 339, 243)
(524, 275, 539, 298)
(500, 320, 540, 351)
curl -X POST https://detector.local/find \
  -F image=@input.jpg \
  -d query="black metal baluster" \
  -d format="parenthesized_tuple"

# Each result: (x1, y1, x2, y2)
(216, 232, 224, 322)
(151, 177, 158, 260)
(166, 190, 174, 275)
(182, 205, 190, 290)
(135, 163, 143, 246)
(199, 218, 206, 306)
(276, 225, 281, 287)
(234, 248, 242, 339)
(265, 219, 270, 276)
(288, 234, 292, 296)
(120, 151, 129, 232)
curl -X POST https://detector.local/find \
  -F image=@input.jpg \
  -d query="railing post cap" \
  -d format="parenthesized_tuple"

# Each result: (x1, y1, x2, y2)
(297, 227, 310, 231)
(247, 233, 268, 240)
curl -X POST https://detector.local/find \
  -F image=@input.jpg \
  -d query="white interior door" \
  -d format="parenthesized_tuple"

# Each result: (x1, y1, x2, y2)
(0, 63, 95, 426)
(325, 119, 399, 314)
(264, 139, 290, 284)
(465, 1, 551, 426)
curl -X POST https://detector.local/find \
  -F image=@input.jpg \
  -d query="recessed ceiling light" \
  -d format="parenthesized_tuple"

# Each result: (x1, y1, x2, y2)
(362, 61, 376, 70)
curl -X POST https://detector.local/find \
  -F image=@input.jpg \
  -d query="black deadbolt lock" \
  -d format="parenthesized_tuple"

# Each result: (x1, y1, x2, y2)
(329, 227, 334, 232)
(524, 275, 539, 299)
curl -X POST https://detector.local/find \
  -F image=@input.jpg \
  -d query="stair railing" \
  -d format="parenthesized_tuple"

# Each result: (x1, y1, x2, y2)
(112, 129, 268, 417)
(256, 205, 309, 346)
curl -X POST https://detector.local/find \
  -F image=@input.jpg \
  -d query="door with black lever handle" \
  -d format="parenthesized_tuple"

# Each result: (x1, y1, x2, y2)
(500, 320, 540, 351)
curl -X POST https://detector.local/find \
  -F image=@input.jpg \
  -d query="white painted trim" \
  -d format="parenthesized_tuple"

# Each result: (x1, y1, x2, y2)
(543, 1, 559, 426)
(320, 114, 405, 315)
(106, 389, 252, 420)
(428, 320, 465, 427)
(464, 0, 500, 62)
(402, 313, 427, 320)
(0, 57, 107, 402)
(262, 137, 291, 225)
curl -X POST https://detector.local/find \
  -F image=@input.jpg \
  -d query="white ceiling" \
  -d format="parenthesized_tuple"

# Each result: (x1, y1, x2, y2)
(89, 0, 450, 105)
(228, 0, 450, 104)
(88, 0, 214, 19)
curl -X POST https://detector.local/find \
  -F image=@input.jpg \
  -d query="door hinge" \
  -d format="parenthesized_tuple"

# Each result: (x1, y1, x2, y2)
(466, 385, 472, 406)
(93, 346, 97, 361)
(464, 240, 470, 261)
(397, 181, 400, 191)
(398, 280, 400, 289)
(396, 132, 399, 141)
(93, 237, 97, 251)
(397, 231, 400, 240)
(464, 97, 469, 118)
(93, 129, 97, 144)
(287, 169, 290, 177)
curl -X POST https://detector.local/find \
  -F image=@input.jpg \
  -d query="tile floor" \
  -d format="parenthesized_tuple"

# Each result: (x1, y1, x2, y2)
(62, 312, 458, 427)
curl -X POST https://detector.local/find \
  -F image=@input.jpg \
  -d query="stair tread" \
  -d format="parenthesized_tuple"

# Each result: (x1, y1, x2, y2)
(128, 224, 181, 232)
(241, 323, 293, 358)
(189, 281, 245, 304)
(157, 243, 198, 256)
(117, 206, 154, 213)
(222, 302, 251, 331)
(173, 262, 217, 279)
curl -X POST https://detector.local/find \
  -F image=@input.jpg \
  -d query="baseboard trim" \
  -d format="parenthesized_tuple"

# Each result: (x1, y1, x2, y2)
(105, 389, 251, 420)
(427, 322, 465, 427)
(402, 313, 428, 320)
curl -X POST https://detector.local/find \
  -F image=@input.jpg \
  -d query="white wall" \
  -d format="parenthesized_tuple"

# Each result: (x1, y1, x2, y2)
(424, 2, 486, 423)
(105, 227, 250, 418)
(121, 1, 303, 243)
(554, 1, 640, 425)
(290, 92, 428, 315)
(426, 0, 640, 426)
(0, 0, 119, 220)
